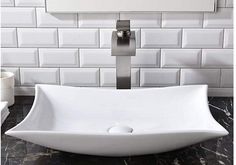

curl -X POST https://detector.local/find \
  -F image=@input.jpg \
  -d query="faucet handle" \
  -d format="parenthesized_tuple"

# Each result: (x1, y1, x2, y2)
(116, 20, 131, 38)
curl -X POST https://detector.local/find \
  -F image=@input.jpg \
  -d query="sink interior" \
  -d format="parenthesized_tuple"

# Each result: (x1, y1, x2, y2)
(12, 85, 226, 134)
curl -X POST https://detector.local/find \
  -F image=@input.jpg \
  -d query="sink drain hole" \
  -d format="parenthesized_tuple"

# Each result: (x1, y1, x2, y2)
(107, 125, 133, 134)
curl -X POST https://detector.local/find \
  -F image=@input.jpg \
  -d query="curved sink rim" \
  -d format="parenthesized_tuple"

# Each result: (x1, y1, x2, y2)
(6, 84, 229, 137)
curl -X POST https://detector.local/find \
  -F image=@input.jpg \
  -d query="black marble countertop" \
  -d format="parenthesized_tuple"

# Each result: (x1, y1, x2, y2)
(1, 97, 233, 165)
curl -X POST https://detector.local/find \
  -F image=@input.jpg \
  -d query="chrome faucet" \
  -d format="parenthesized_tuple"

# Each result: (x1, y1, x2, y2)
(111, 20, 136, 89)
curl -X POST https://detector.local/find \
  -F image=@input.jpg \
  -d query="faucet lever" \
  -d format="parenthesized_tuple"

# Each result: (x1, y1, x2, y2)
(116, 20, 131, 38)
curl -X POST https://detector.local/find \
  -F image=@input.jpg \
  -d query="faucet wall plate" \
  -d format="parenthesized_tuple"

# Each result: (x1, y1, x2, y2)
(6, 85, 228, 156)
(116, 20, 130, 34)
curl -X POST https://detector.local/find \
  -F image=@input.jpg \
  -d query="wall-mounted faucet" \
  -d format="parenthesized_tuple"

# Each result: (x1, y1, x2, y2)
(111, 20, 136, 89)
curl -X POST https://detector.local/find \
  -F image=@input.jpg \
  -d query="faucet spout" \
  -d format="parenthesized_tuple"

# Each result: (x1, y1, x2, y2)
(111, 20, 136, 89)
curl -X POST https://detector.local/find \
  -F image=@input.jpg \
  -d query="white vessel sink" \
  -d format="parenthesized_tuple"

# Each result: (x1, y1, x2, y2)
(5, 85, 228, 156)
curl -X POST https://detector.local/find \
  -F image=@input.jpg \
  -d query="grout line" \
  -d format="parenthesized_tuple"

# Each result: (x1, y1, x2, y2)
(199, 49, 203, 68)
(160, 12, 163, 28)
(138, 67, 141, 87)
(202, 13, 205, 28)
(78, 48, 80, 68)
(58, 68, 61, 85)
(34, 7, 38, 27)
(98, 68, 101, 87)
(98, 28, 101, 48)
(159, 49, 162, 68)
(222, 28, 225, 48)
(18, 67, 22, 86)
(179, 68, 181, 86)
(4, 26, 233, 30)
(180, 28, 183, 48)
(56, 27, 60, 48)
(77, 13, 79, 28)
(139, 28, 142, 48)
(1, 6, 46, 8)
(44, 0, 47, 11)
(37, 48, 40, 67)
(15, 28, 19, 47)
(222, 0, 226, 7)
(219, 69, 222, 88)
(1, 47, 233, 50)
(2, 6, 230, 8)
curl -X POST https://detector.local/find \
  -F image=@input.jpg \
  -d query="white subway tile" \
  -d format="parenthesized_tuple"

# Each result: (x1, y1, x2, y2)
(1, 28, 17, 47)
(80, 49, 115, 67)
(15, 87, 35, 96)
(221, 69, 233, 87)
(218, 0, 226, 7)
(134, 29, 141, 48)
(100, 29, 114, 48)
(162, 13, 203, 28)
(39, 49, 79, 67)
(18, 28, 58, 47)
(15, 0, 45, 6)
(132, 49, 160, 67)
(80, 49, 160, 67)
(182, 29, 223, 48)
(1, 7, 36, 27)
(20, 68, 59, 86)
(100, 68, 139, 87)
(226, 0, 233, 7)
(180, 69, 220, 87)
(1, 67, 20, 85)
(78, 13, 118, 27)
(100, 68, 116, 87)
(161, 49, 201, 68)
(1, 48, 38, 67)
(36, 8, 77, 27)
(59, 29, 99, 48)
(224, 29, 233, 48)
(204, 8, 233, 28)
(60, 68, 99, 86)
(202, 49, 233, 68)
(120, 13, 161, 27)
(1, 0, 14, 6)
(208, 88, 233, 97)
(100, 28, 141, 48)
(140, 68, 180, 87)
(141, 29, 181, 48)
(1, 6, 233, 97)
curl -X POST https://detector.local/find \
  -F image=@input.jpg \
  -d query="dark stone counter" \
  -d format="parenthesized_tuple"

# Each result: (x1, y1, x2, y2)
(1, 97, 233, 165)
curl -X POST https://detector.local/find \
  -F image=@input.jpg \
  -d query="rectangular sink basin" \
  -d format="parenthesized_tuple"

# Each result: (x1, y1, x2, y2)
(5, 85, 228, 156)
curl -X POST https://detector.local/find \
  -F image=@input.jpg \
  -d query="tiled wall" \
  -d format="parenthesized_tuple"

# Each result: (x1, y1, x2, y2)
(1, 0, 234, 96)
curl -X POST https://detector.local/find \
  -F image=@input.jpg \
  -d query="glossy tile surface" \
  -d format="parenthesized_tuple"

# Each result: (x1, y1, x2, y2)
(1, 97, 233, 165)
